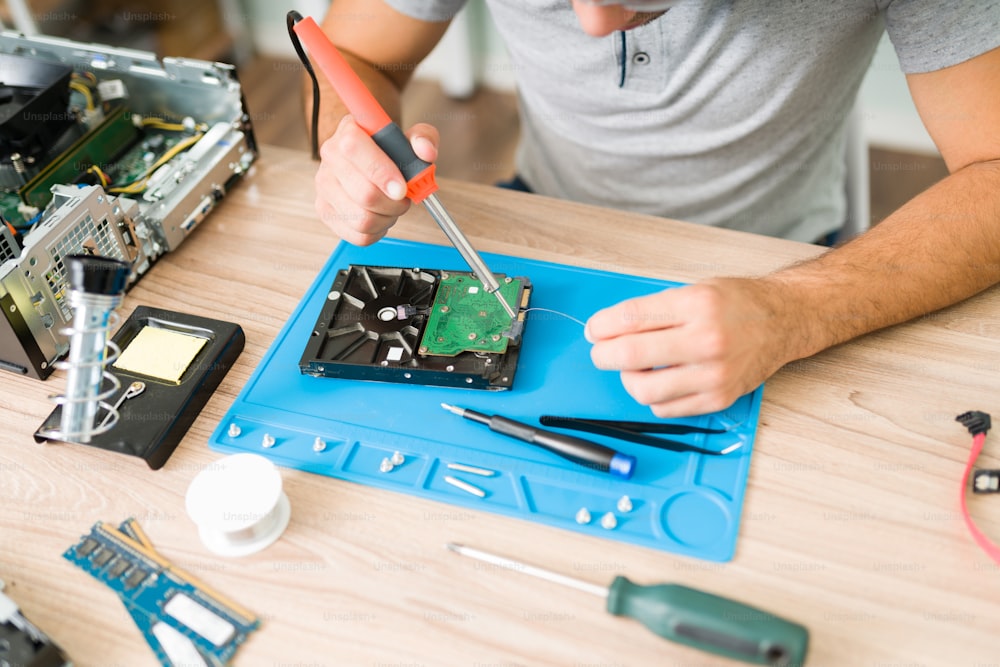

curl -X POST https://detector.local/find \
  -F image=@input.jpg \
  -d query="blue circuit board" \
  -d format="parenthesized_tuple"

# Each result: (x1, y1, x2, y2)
(208, 239, 763, 562)
(63, 520, 259, 666)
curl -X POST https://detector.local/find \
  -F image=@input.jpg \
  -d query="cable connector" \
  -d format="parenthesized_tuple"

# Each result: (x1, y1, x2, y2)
(973, 469, 1000, 494)
(956, 411, 991, 436)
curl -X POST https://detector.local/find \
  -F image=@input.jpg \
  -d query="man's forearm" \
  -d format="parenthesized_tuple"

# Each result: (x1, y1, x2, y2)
(765, 159, 1000, 362)
(301, 49, 405, 147)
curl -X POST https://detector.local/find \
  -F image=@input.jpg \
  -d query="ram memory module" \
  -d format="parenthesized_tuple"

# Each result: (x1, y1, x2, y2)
(63, 519, 259, 666)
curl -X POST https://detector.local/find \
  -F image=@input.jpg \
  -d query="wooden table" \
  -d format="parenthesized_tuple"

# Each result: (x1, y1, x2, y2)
(2, 145, 998, 666)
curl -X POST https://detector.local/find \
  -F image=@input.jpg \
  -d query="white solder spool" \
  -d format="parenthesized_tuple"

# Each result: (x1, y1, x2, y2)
(185, 453, 291, 557)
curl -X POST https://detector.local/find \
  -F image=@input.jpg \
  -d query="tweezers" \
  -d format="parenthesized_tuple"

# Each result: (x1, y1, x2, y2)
(538, 416, 741, 456)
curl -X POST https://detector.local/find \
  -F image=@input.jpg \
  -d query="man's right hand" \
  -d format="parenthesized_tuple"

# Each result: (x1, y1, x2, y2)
(314, 115, 440, 245)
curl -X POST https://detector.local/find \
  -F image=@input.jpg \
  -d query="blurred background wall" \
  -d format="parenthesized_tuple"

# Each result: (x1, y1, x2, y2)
(0, 0, 948, 229)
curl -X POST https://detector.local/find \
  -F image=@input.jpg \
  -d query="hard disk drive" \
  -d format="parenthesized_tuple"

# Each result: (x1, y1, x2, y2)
(299, 265, 531, 390)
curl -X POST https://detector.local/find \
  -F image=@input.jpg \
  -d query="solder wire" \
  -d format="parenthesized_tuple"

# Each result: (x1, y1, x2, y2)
(523, 307, 586, 328)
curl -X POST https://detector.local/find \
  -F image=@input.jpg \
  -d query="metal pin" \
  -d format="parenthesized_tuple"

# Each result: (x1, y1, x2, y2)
(600, 512, 617, 530)
(444, 476, 486, 498)
(575, 508, 592, 525)
(390, 451, 405, 466)
(446, 462, 496, 477)
(98, 381, 145, 429)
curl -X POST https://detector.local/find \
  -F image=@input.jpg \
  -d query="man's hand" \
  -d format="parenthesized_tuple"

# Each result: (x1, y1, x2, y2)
(585, 278, 794, 417)
(314, 117, 439, 245)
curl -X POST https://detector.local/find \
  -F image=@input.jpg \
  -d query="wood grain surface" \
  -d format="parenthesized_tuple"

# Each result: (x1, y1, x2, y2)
(1, 145, 998, 667)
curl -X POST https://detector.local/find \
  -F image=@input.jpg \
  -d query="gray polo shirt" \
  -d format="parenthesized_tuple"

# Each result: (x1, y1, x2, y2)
(384, 0, 1000, 241)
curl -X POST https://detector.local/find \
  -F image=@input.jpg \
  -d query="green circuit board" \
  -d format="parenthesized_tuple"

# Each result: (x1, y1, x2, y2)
(419, 272, 527, 357)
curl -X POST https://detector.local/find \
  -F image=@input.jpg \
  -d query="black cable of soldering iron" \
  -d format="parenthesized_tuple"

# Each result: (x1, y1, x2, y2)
(287, 10, 321, 161)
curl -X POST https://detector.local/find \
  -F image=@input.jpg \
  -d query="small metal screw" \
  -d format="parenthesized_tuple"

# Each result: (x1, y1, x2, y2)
(261, 433, 275, 448)
(227, 423, 241, 438)
(313, 437, 326, 452)
(617, 496, 633, 513)
(575, 508, 592, 525)
(445, 365, 455, 372)
(467, 332, 477, 340)
(379, 457, 394, 473)
(600, 512, 617, 530)
(390, 451, 404, 466)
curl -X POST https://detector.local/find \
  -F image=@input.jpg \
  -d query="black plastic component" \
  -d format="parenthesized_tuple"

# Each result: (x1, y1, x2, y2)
(973, 469, 1000, 494)
(0, 293, 50, 379)
(0, 52, 74, 161)
(0, 608, 70, 667)
(371, 122, 432, 181)
(34, 306, 244, 469)
(956, 411, 992, 436)
(66, 255, 131, 295)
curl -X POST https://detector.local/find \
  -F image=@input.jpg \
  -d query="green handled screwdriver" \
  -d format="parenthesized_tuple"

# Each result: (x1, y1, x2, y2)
(445, 543, 808, 666)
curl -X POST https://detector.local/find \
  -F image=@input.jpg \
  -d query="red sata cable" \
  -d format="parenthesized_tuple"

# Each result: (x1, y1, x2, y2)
(956, 411, 1000, 564)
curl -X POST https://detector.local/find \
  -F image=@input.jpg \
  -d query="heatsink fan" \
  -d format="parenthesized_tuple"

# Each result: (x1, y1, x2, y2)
(299, 265, 530, 390)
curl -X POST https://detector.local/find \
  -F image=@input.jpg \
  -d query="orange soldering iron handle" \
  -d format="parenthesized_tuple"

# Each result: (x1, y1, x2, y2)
(293, 16, 439, 203)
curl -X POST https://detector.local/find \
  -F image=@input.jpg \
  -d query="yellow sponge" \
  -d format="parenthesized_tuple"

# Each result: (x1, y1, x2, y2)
(114, 326, 208, 384)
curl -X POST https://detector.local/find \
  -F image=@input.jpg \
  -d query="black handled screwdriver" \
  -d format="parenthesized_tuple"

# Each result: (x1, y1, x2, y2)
(446, 543, 809, 666)
(441, 403, 636, 479)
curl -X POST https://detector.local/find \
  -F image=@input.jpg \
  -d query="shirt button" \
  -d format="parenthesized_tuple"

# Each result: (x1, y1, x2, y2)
(632, 52, 650, 65)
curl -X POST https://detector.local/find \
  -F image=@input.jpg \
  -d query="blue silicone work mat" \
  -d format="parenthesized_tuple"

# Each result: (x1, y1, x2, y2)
(208, 239, 763, 561)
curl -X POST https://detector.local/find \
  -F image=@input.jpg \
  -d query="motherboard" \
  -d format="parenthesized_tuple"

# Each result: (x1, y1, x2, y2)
(0, 30, 256, 379)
